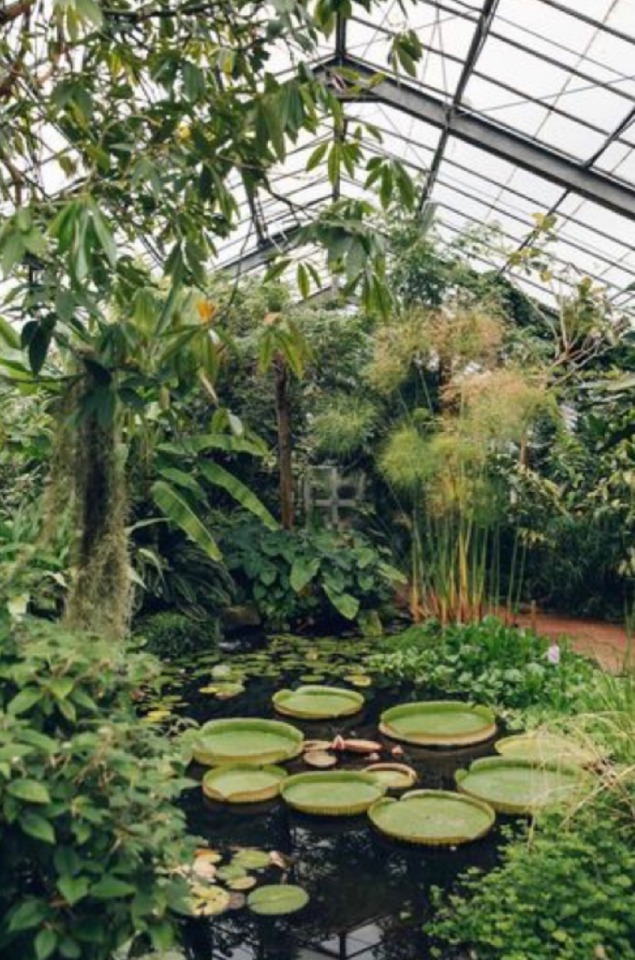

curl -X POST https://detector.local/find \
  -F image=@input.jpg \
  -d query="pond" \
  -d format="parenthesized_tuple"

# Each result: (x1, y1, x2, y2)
(161, 635, 510, 960)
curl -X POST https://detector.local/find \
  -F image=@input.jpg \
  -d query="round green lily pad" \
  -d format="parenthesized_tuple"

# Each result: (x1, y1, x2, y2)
(380, 701, 497, 747)
(202, 764, 288, 804)
(193, 718, 304, 765)
(368, 789, 495, 845)
(273, 685, 364, 720)
(232, 848, 271, 870)
(363, 762, 418, 790)
(456, 756, 589, 814)
(495, 732, 598, 767)
(199, 681, 245, 699)
(280, 770, 386, 816)
(247, 884, 309, 916)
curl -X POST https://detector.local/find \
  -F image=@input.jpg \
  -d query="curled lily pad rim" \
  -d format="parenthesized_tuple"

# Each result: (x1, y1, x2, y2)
(379, 700, 497, 747)
(494, 732, 600, 767)
(202, 763, 289, 804)
(363, 762, 418, 790)
(192, 717, 304, 765)
(272, 684, 365, 720)
(280, 770, 386, 817)
(368, 789, 496, 846)
(455, 755, 590, 815)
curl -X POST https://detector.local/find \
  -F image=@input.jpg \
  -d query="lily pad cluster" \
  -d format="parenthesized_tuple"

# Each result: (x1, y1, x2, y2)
(178, 846, 309, 919)
(142, 634, 377, 721)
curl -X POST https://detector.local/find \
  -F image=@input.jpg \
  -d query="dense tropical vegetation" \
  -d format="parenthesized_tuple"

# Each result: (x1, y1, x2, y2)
(0, 1, 634, 959)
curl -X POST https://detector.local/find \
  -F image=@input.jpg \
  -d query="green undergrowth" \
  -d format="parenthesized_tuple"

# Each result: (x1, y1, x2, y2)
(428, 798, 635, 960)
(0, 616, 194, 960)
(369, 617, 599, 728)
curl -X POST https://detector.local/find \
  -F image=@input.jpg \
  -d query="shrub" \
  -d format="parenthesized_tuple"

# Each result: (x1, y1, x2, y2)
(222, 518, 403, 630)
(370, 617, 598, 725)
(0, 615, 194, 960)
(428, 800, 635, 960)
(136, 610, 221, 660)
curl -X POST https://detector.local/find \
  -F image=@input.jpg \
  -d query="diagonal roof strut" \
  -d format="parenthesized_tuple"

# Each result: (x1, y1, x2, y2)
(317, 55, 635, 221)
(420, 0, 501, 208)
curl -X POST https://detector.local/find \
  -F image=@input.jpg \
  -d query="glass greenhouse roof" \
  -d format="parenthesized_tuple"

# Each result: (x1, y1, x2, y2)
(222, 0, 635, 310)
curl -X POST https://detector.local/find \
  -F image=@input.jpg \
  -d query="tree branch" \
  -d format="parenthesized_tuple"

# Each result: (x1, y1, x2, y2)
(0, 0, 36, 25)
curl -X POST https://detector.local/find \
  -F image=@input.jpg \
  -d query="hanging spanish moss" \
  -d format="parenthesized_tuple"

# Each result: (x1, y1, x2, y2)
(46, 356, 131, 640)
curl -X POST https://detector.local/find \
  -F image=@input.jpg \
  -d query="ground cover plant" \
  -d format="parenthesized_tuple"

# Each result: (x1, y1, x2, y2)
(428, 801, 635, 960)
(370, 617, 599, 727)
(0, 616, 194, 960)
(425, 666, 635, 960)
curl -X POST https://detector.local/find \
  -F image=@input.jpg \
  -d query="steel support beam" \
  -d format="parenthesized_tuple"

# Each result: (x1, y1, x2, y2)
(319, 56, 635, 221)
(421, 0, 500, 205)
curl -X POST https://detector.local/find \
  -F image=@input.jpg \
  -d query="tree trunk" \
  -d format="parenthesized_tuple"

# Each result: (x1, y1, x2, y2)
(275, 356, 294, 530)
(62, 362, 131, 640)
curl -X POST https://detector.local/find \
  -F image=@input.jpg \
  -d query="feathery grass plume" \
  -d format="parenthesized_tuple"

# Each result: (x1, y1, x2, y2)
(311, 395, 379, 458)
(445, 368, 556, 447)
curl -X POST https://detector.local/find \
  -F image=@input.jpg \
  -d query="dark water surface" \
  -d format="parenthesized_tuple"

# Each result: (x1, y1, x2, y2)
(175, 638, 508, 960)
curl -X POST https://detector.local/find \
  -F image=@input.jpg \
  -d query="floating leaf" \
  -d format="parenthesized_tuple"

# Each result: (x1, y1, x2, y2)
(273, 685, 364, 720)
(194, 847, 222, 865)
(456, 757, 590, 815)
(495, 732, 599, 767)
(380, 701, 497, 747)
(142, 709, 172, 724)
(344, 673, 373, 688)
(281, 771, 386, 816)
(303, 739, 333, 752)
(216, 864, 247, 882)
(368, 790, 495, 846)
(199, 682, 245, 699)
(191, 718, 304, 765)
(304, 750, 337, 769)
(232, 848, 272, 870)
(247, 884, 309, 916)
(187, 884, 231, 917)
(202, 764, 288, 804)
(192, 859, 217, 881)
(364, 762, 418, 790)
(228, 875, 257, 891)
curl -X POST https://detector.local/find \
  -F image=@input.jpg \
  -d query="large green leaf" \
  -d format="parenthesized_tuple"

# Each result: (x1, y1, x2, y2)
(158, 433, 267, 457)
(7, 779, 51, 804)
(290, 555, 320, 592)
(323, 586, 360, 621)
(198, 462, 277, 530)
(151, 481, 221, 561)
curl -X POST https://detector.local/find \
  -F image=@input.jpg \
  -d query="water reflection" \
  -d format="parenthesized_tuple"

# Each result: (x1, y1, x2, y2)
(178, 668, 504, 960)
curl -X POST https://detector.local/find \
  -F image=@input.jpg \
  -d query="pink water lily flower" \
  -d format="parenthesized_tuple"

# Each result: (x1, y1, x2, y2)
(547, 643, 561, 665)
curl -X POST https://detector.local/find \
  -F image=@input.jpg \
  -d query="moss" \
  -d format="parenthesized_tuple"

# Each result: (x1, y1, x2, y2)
(46, 358, 131, 640)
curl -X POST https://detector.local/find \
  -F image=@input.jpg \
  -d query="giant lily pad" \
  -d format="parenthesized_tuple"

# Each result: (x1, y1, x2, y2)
(280, 771, 386, 816)
(363, 762, 418, 790)
(456, 756, 589, 814)
(273, 684, 364, 719)
(368, 789, 495, 845)
(380, 701, 496, 747)
(247, 884, 309, 916)
(495, 732, 599, 767)
(202, 764, 288, 804)
(192, 718, 303, 765)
